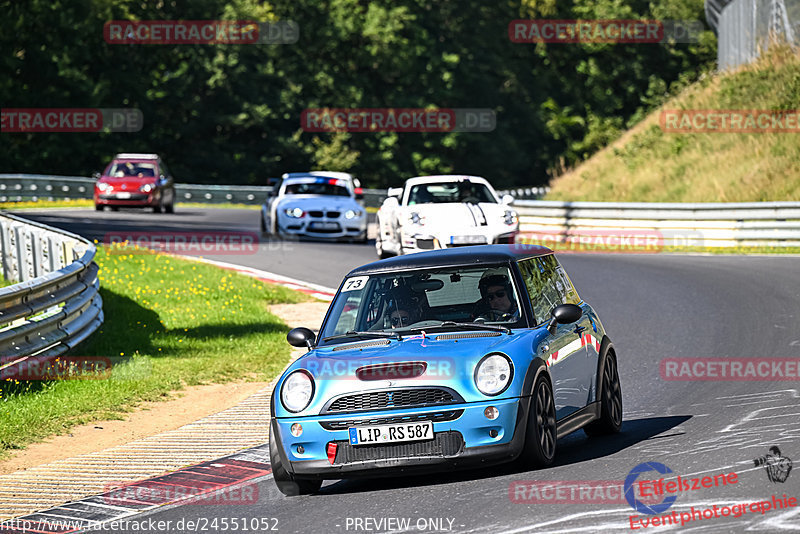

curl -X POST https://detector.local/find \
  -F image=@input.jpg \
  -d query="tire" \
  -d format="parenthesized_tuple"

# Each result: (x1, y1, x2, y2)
(153, 198, 163, 214)
(165, 201, 174, 214)
(95, 205, 103, 211)
(521, 375, 557, 468)
(269, 426, 322, 497)
(584, 351, 623, 436)
(110, 206, 119, 212)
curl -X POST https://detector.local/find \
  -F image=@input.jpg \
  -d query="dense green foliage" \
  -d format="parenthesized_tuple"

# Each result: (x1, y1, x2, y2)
(1, 0, 715, 187)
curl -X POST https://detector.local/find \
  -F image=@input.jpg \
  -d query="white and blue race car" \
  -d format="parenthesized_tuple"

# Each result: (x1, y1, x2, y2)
(261, 172, 367, 242)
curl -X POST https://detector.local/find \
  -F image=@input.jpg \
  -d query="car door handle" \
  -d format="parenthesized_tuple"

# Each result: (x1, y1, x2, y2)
(574, 325, 586, 334)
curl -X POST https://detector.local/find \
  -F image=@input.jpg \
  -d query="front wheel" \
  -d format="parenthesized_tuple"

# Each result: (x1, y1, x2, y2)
(269, 426, 322, 496)
(94, 205, 103, 212)
(584, 351, 623, 436)
(521, 376, 557, 468)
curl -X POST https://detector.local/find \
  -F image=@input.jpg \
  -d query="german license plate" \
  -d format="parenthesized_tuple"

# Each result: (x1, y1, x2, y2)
(348, 421, 433, 446)
(115, 192, 131, 199)
(451, 235, 485, 245)
(310, 222, 339, 230)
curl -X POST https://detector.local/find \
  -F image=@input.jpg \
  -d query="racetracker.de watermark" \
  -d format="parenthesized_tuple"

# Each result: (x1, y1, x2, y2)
(1, 356, 112, 381)
(509, 20, 703, 43)
(660, 109, 800, 133)
(104, 231, 260, 255)
(103, 20, 298, 44)
(103, 480, 259, 506)
(1, 108, 142, 133)
(660, 358, 800, 381)
(515, 230, 664, 253)
(509, 480, 660, 504)
(301, 108, 496, 132)
(296, 358, 456, 380)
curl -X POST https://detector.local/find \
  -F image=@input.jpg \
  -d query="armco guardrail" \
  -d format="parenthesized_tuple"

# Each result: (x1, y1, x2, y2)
(0, 212, 103, 365)
(513, 200, 800, 248)
(0, 174, 390, 209)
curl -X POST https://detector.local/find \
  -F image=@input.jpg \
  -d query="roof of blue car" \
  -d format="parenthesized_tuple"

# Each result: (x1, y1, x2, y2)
(347, 244, 553, 276)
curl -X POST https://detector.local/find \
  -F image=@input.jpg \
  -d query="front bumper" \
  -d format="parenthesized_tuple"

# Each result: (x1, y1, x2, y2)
(95, 191, 158, 206)
(278, 216, 366, 240)
(400, 230, 518, 253)
(273, 397, 529, 478)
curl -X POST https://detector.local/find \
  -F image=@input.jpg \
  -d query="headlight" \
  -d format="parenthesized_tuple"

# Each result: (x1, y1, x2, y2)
(281, 370, 314, 412)
(139, 183, 155, 193)
(96, 182, 111, 192)
(474, 354, 512, 396)
(344, 209, 363, 220)
(284, 207, 305, 218)
(503, 210, 518, 226)
(409, 212, 425, 225)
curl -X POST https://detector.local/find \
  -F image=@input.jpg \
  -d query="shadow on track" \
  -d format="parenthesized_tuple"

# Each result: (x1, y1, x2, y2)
(316, 415, 692, 496)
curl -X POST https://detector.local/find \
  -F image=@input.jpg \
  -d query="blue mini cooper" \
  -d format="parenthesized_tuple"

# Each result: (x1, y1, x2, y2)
(270, 245, 622, 495)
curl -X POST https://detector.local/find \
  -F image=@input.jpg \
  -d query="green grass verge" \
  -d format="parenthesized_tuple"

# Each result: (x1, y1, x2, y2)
(547, 45, 800, 202)
(0, 246, 308, 458)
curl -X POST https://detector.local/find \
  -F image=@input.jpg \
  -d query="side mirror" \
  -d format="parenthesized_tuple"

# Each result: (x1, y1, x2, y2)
(92, 172, 101, 180)
(287, 327, 316, 349)
(546, 304, 582, 335)
(501, 194, 514, 205)
(354, 187, 364, 200)
(387, 187, 403, 199)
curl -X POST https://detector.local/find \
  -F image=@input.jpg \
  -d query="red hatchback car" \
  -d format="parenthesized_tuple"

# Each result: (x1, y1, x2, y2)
(94, 153, 176, 213)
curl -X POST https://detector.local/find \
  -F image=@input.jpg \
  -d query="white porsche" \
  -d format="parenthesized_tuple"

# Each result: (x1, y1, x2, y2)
(261, 172, 367, 242)
(375, 175, 518, 258)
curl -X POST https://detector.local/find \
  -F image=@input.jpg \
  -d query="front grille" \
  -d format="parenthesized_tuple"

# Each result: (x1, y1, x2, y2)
(416, 238, 436, 250)
(333, 431, 464, 464)
(308, 227, 341, 234)
(319, 409, 463, 430)
(327, 211, 341, 218)
(324, 388, 459, 414)
(309, 210, 324, 218)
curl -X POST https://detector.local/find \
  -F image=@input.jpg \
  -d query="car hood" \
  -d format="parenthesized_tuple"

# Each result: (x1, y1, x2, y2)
(278, 196, 360, 211)
(402, 202, 511, 228)
(274, 329, 547, 418)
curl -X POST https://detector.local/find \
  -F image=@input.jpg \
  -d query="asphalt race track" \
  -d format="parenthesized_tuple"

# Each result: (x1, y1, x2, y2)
(14, 207, 800, 533)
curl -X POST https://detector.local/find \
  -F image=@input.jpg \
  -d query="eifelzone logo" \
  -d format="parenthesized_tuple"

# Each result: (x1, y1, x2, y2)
(624, 462, 677, 515)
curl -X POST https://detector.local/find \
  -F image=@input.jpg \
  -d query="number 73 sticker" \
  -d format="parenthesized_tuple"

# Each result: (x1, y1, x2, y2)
(341, 276, 368, 292)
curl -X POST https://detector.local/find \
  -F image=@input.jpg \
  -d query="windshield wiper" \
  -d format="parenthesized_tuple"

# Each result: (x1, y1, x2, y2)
(322, 330, 400, 342)
(407, 321, 511, 335)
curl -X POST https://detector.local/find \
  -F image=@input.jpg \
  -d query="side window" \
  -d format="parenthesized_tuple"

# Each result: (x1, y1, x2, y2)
(518, 256, 579, 324)
(554, 258, 581, 306)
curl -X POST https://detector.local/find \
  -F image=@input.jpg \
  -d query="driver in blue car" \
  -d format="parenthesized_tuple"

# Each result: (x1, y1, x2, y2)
(475, 268, 520, 322)
(387, 295, 422, 329)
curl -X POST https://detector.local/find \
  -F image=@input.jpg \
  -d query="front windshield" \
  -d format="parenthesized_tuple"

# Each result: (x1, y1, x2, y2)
(319, 265, 523, 344)
(284, 182, 350, 196)
(107, 161, 156, 178)
(408, 182, 496, 205)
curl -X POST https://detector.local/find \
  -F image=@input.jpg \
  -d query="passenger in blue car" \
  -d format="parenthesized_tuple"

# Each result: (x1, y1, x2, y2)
(476, 268, 519, 322)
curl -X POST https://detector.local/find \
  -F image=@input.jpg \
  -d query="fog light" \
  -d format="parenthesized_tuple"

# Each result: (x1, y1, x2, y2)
(489, 429, 499, 438)
(484, 406, 499, 420)
(291, 423, 303, 437)
(296, 445, 304, 454)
